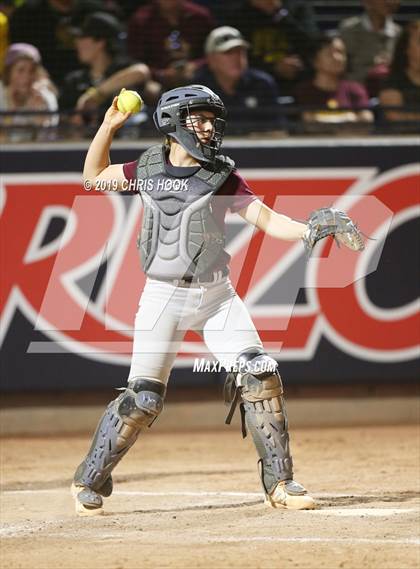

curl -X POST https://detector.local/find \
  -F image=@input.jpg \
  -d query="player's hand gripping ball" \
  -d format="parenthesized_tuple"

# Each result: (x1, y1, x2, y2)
(117, 88, 144, 114)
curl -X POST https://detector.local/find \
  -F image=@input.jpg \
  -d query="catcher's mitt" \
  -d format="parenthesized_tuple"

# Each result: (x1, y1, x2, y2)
(302, 207, 365, 255)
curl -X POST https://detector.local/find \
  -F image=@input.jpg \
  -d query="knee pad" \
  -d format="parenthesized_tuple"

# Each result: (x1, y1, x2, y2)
(224, 348, 283, 413)
(236, 350, 283, 405)
(118, 377, 166, 428)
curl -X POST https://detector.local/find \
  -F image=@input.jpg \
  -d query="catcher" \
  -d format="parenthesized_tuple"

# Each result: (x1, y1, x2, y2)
(71, 84, 364, 516)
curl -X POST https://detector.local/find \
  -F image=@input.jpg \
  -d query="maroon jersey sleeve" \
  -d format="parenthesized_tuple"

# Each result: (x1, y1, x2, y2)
(221, 169, 258, 213)
(123, 160, 137, 181)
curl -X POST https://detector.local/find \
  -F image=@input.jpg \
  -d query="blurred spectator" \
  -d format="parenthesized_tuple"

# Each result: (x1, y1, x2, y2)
(294, 35, 373, 125)
(0, 1, 17, 75)
(9, 0, 109, 86)
(226, 0, 319, 94)
(127, 0, 215, 89)
(193, 26, 280, 130)
(0, 42, 58, 141)
(339, 0, 401, 84)
(379, 21, 420, 122)
(60, 12, 157, 125)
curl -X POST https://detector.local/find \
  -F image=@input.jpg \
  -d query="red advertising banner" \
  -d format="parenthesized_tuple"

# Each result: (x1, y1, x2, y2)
(1, 140, 419, 390)
(2, 165, 418, 367)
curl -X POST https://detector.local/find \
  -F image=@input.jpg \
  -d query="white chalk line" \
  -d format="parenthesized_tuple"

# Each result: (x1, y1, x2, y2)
(309, 508, 416, 516)
(194, 536, 420, 545)
(175, 536, 420, 545)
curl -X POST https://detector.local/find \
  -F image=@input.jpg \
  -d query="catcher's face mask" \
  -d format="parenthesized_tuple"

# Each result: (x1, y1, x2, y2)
(180, 107, 225, 163)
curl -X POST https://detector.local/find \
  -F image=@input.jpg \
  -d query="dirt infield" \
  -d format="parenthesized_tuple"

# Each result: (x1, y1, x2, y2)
(1, 425, 419, 569)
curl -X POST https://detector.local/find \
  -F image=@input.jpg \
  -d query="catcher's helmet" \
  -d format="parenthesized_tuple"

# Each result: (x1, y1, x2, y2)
(153, 84, 226, 164)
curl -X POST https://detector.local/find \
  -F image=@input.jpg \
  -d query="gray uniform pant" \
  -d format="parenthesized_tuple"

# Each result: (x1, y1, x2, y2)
(128, 276, 263, 384)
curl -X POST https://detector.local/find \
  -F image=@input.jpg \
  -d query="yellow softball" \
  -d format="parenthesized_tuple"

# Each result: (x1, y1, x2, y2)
(117, 88, 144, 114)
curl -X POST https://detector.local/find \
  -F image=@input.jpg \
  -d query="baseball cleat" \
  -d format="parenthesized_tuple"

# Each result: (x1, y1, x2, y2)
(265, 480, 316, 510)
(71, 483, 104, 516)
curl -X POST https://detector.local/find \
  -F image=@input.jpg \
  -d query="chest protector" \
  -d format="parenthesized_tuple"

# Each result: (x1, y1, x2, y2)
(136, 145, 234, 280)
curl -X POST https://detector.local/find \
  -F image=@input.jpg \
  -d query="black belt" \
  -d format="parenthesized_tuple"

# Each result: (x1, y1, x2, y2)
(153, 267, 229, 286)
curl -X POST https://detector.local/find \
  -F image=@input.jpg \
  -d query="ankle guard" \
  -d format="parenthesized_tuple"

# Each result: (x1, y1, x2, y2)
(74, 378, 166, 492)
(224, 349, 293, 495)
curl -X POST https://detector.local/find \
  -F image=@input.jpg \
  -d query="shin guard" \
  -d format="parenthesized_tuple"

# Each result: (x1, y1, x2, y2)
(74, 378, 166, 492)
(225, 350, 293, 495)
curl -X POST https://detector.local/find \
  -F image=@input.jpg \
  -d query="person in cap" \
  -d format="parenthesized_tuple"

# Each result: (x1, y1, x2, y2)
(0, 42, 58, 141)
(193, 26, 280, 132)
(60, 12, 157, 125)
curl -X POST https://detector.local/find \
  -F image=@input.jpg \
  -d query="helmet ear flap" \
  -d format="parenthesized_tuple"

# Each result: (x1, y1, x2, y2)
(153, 110, 176, 134)
(159, 123, 176, 135)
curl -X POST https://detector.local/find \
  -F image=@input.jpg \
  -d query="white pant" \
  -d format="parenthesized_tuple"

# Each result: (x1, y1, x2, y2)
(128, 276, 263, 384)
